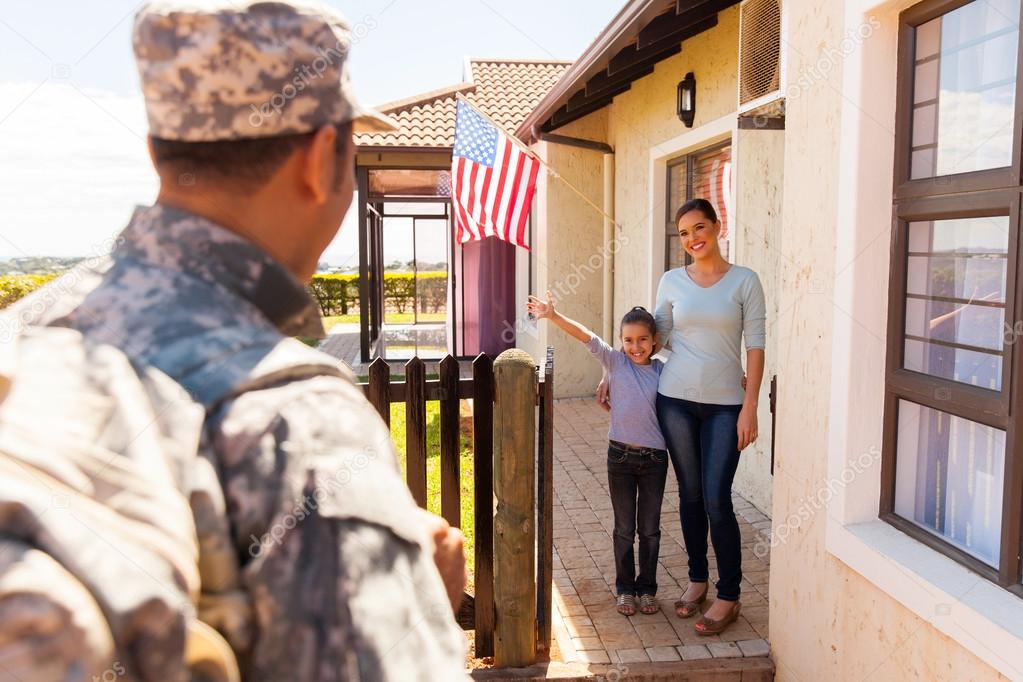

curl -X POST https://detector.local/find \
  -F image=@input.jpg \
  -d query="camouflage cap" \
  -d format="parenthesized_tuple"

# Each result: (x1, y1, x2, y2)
(133, 0, 397, 142)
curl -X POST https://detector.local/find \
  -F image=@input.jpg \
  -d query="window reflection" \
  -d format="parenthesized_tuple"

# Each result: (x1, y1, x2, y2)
(910, 0, 1020, 178)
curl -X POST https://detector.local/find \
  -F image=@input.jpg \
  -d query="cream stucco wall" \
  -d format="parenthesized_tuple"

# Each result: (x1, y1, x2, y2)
(769, 0, 1009, 679)
(522, 110, 610, 396)
(607, 5, 741, 316)
(732, 127, 784, 515)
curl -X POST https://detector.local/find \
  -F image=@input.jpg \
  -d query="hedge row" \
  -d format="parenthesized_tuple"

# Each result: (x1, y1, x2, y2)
(0, 272, 448, 319)
(308, 271, 446, 316)
(0, 274, 58, 310)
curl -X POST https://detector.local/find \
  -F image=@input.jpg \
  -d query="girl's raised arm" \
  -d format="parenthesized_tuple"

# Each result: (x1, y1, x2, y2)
(526, 291, 593, 343)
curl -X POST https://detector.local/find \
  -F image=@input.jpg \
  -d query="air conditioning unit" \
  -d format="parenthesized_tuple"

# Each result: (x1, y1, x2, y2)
(738, 0, 785, 115)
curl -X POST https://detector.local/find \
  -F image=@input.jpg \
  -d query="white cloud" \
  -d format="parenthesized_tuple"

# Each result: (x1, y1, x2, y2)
(0, 80, 385, 271)
(0, 81, 156, 258)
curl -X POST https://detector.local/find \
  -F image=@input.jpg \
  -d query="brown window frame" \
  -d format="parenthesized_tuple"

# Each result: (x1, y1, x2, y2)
(882, 0, 1023, 596)
(664, 140, 731, 271)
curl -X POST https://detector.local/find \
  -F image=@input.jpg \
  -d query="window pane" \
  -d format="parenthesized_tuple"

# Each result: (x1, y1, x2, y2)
(905, 298, 1004, 350)
(666, 234, 685, 271)
(904, 338, 1002, 389)
(692, 145, 733, 254)
(895, 400, 1005, 566)
(903, 216, 1009, 389)
(909, 0, 1020, 179)
(667, 160, 687, 230)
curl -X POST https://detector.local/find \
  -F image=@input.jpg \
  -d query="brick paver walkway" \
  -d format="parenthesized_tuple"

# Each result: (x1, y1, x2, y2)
(550, 399, 771, 667)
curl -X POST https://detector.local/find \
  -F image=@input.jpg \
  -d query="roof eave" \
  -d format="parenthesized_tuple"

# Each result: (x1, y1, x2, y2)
(515, 0, 666, 143)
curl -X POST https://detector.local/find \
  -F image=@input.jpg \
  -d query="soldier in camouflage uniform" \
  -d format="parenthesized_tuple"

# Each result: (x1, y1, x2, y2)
(3, 1, 468, 679)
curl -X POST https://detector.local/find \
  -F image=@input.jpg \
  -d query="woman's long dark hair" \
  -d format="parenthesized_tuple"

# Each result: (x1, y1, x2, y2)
(675, 197, 718, 225)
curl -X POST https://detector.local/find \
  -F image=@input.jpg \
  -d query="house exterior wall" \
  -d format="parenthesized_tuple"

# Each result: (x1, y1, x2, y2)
(769, 0, 1009, 679)
(607, 5, 741, 317)
(518, 110, 609, 397)
(732, 127, 784, 515)
(520, 0, 1021, 677)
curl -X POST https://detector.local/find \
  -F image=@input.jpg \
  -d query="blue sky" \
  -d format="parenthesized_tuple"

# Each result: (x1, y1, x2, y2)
(0, 0, 623, 264)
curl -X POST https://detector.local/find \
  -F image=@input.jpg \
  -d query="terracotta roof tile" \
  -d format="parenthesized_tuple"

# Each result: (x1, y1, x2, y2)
(356, 58, 571, 149)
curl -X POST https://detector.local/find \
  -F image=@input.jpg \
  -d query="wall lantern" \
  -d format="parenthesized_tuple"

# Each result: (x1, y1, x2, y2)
(677, 72, 696, 127)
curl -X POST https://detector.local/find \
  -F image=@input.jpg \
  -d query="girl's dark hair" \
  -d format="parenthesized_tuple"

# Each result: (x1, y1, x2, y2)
(674, 197, 718, 225)
(620, 306, 656, 337)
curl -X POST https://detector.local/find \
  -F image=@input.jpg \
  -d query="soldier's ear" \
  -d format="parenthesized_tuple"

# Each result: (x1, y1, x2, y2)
(300, 124, 337, 205)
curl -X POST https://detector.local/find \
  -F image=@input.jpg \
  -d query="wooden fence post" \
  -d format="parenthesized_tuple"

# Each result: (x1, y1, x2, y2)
(472, 354, 495, 658)
(493, 349, 537, 668)
(405, 357, 427, 508)
(536, 347, 555, 654)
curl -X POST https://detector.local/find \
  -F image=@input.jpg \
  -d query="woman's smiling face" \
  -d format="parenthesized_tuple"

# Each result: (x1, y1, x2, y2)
(677, 209, 720, 261)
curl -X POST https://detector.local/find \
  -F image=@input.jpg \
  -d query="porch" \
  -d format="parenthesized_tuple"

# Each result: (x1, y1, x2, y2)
(548, 399, 772, 678)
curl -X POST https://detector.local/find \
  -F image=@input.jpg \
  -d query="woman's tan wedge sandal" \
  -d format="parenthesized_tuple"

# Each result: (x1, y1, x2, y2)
(694, 600, 741, 635)
(674, 583, 708, 618)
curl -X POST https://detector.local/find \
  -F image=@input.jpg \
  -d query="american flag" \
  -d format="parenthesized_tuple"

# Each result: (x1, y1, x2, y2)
(451, 98, 540, 250)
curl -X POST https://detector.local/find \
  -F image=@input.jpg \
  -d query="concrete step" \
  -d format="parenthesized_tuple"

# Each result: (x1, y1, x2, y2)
(471, 656, 774, 681)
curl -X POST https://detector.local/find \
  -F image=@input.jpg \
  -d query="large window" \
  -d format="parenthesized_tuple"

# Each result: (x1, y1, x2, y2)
(885, 0, 1023, 592)
(664, 142, 733, 270)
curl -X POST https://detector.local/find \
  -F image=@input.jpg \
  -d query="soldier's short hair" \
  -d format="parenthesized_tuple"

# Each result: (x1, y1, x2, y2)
(150, 121, 353, 190)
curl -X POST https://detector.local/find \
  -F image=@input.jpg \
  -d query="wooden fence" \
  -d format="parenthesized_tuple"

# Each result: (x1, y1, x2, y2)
(358, 348, 554, 665)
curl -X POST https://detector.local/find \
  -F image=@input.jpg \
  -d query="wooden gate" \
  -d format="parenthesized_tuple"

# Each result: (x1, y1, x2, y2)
(358, 348, 554, 663)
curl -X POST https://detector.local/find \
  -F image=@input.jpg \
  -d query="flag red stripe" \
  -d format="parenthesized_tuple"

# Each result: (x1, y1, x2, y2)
(515, 158, 540, 248)
(477, 165, 495, 232)
(466, 162, 481, 237)
(489, 140, 513, 236)
(459, 158, 481, 241)
(453, 158, 476, 242)
(503, 152, 526, 241)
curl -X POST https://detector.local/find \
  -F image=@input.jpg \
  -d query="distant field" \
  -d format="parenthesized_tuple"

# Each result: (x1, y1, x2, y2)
(0, 273, 58, 309)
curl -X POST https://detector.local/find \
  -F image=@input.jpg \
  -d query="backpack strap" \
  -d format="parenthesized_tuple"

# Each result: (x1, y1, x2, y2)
(145, 326, 350, 412)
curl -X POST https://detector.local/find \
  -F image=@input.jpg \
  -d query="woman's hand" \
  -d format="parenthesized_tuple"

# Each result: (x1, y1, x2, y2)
(737, 404, 758, 451)
(526, 291, 556, 320)
(596, 373, 610, 412)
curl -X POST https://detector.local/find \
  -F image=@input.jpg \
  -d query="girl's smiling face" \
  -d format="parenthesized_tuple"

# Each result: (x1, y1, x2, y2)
(620, 322, 655, 365)
(677, 209, 721, 261)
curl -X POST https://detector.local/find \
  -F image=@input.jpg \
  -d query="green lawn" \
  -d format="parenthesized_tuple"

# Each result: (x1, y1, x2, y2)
(322, 312, 446, 331)
(388, 400, 477, 584)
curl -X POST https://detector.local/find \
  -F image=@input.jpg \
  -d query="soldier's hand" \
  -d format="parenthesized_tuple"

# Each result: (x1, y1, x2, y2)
(418, 509, 467, 614)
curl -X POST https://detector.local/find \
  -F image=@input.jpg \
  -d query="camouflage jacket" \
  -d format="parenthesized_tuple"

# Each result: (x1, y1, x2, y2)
(3, 203, 466, 681)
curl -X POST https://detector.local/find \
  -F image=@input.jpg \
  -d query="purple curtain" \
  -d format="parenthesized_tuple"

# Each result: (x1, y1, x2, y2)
(459, 237, 516, 357)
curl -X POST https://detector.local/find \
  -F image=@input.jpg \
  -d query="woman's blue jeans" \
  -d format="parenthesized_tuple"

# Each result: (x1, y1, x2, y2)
(606, 442, 669, 596)
(655, 394, 743, 601)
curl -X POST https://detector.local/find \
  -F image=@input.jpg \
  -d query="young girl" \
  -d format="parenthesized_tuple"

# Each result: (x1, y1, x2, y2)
(527, 291, 668, 616)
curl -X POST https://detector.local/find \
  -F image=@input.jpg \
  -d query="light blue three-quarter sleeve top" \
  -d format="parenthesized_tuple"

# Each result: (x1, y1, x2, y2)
(654, 265, 766, 406)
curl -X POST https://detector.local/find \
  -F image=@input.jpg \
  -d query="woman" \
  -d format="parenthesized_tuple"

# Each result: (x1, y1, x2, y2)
(655, 198, 765, 635)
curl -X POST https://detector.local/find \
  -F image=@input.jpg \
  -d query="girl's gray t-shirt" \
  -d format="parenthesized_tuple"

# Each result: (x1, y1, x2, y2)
(586, 334, 666, 450)
(654, 265, 766, 406)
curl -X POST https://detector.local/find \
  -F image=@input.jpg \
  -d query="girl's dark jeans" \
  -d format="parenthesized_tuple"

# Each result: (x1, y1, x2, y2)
(655, 393, 744, 601)
(606, 441, 669, 596)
